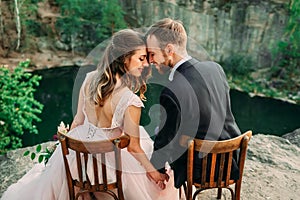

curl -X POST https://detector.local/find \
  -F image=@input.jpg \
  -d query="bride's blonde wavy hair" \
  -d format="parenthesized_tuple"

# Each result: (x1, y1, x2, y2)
(89, 29, 151, 106)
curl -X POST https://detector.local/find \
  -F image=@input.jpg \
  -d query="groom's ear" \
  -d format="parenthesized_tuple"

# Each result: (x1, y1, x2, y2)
(165, 44, 175, 55)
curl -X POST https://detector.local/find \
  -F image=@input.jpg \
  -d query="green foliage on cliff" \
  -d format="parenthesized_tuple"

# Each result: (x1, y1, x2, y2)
(9, 0, 127, 53)
(221, 53, 254, 76)
(267, 0, 300, 101)
(55, 0, 126, 52)
(0, 60, 43, 154)
(223, 0, 300, 104)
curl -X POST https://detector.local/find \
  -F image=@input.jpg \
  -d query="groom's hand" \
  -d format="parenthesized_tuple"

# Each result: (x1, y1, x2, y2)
(146, 171, 169, 190)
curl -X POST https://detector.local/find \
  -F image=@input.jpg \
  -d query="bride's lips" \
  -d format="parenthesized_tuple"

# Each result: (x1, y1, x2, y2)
(138, 67, 143, 73)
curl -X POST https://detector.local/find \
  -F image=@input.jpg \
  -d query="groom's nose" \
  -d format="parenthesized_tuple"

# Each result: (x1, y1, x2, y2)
(147, 53, 153, 63)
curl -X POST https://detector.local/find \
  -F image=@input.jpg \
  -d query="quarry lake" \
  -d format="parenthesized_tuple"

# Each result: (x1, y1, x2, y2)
(21, 66, 300, 146)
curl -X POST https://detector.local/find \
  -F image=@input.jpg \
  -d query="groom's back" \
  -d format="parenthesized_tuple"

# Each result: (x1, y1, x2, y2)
(167, 58, 241, 188)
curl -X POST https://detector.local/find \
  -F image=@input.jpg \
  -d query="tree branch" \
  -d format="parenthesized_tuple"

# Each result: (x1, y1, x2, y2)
(0, 0, 4, 48)
(14, 0, 21, 50)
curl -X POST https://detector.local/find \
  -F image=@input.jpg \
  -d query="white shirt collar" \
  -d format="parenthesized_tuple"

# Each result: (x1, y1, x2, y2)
(168, 55, 192, 81)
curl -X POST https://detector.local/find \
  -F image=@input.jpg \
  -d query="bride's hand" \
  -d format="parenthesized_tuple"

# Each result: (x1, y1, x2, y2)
(146, 171, 169, 190)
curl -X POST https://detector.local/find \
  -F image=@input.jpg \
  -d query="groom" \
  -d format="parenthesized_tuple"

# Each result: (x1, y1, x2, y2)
(145, 18, 241, 188)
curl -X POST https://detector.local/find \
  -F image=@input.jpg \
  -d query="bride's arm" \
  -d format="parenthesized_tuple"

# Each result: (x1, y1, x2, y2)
(124, 105, 168, 187)
(70, 86, 85, 130)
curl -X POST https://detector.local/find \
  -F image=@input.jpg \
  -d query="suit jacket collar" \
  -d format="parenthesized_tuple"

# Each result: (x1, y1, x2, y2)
(172, 57, 199, 78)
(168, 56, 192, 81)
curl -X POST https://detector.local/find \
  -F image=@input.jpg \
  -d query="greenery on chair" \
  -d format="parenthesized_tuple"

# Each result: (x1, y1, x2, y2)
(23, 121, 69, 164)
(23, 142, 58, 164)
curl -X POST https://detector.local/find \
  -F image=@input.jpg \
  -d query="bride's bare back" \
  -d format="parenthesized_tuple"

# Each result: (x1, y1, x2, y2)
(83, 72, 129, 129)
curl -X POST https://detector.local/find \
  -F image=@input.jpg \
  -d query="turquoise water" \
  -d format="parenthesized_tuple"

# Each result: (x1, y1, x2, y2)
(21, 66, 300, 147)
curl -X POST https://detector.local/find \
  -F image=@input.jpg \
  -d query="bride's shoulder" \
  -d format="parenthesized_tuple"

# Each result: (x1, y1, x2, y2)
(86, 70, 97, 81)
(121, 87, 144, 108)
(81, 71, 97, 88)
(120, 87, 137, 98)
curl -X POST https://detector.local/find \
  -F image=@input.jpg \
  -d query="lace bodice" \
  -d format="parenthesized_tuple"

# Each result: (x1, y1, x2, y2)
(75, 72, 144, 140)
(110, 89, 144, 128)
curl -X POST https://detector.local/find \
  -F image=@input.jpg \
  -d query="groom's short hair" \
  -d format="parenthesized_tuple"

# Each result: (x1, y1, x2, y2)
(146, 18, 187, 50)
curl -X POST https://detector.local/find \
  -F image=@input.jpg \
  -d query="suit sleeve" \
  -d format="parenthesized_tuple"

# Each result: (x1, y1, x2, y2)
(150, 90, 180, 173)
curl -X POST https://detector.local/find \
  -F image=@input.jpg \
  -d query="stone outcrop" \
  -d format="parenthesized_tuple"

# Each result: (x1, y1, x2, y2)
(282, 128, 300, 147)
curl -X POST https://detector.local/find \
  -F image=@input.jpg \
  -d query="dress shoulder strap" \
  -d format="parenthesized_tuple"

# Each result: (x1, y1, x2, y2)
(81, 71, 96, 121)
(111, 89, 144, 128)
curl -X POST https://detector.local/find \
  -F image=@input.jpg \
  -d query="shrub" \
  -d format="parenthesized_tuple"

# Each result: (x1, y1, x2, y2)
(221, 53, 254, 76)
(0, 59, 43, 154)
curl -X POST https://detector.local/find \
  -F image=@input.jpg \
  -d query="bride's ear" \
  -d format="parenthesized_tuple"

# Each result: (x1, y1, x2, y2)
(124, 58, 129, 70)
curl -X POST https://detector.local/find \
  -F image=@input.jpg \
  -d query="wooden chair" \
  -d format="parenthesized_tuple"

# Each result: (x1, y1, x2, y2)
(58, 132, 130, 200)
(180, 131, 252, 200)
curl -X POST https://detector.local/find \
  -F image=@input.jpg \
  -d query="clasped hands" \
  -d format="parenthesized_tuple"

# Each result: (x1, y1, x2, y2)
(146, 170, 169, 190)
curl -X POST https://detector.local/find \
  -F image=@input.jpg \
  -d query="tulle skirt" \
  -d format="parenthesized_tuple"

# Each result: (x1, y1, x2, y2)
(1, 126, 178, 200)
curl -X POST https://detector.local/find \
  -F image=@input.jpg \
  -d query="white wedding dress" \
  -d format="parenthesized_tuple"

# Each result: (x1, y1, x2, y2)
(1, 86, 179, 200)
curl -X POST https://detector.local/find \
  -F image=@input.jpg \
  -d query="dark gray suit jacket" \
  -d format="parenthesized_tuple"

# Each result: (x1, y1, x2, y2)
(150, 58, 241, 188)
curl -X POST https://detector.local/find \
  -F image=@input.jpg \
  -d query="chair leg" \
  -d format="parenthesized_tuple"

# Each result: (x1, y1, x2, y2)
(89, 192, 97, 200)
(217, 188, 222, 199)
(235, 180, 242, 200)
(179, 182, 188, 199)
(192, 189, 203, 200)
(179, 186, 182, 199)
(187, 185, 193, 200)
(183, 183, 187, 198)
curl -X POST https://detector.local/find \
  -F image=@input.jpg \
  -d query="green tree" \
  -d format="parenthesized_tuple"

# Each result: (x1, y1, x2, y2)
(13, 0, 40, 50)
(99, 0, 127, 37)
(0, 60, 43, 154)
(55, 0, 126, 53)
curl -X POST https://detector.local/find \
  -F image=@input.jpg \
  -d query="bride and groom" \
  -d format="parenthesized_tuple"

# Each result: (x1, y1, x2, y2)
(1, 18, 241, 200)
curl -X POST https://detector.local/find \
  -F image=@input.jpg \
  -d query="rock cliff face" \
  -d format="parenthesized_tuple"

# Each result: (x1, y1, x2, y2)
(121, 0, 290, 68)
(1, 0, 290, 70)
(1, 133, 299, 199)
(0, 1, 84, 69)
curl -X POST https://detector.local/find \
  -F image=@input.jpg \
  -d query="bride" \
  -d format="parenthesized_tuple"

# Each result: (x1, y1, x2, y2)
(1, 29, 179, 200)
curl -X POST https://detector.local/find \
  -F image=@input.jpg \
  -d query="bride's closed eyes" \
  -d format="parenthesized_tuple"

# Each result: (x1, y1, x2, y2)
(139, 55, 147, 62)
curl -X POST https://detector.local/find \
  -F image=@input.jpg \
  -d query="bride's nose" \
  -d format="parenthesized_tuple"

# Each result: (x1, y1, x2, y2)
(142, 59, 149, 67)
